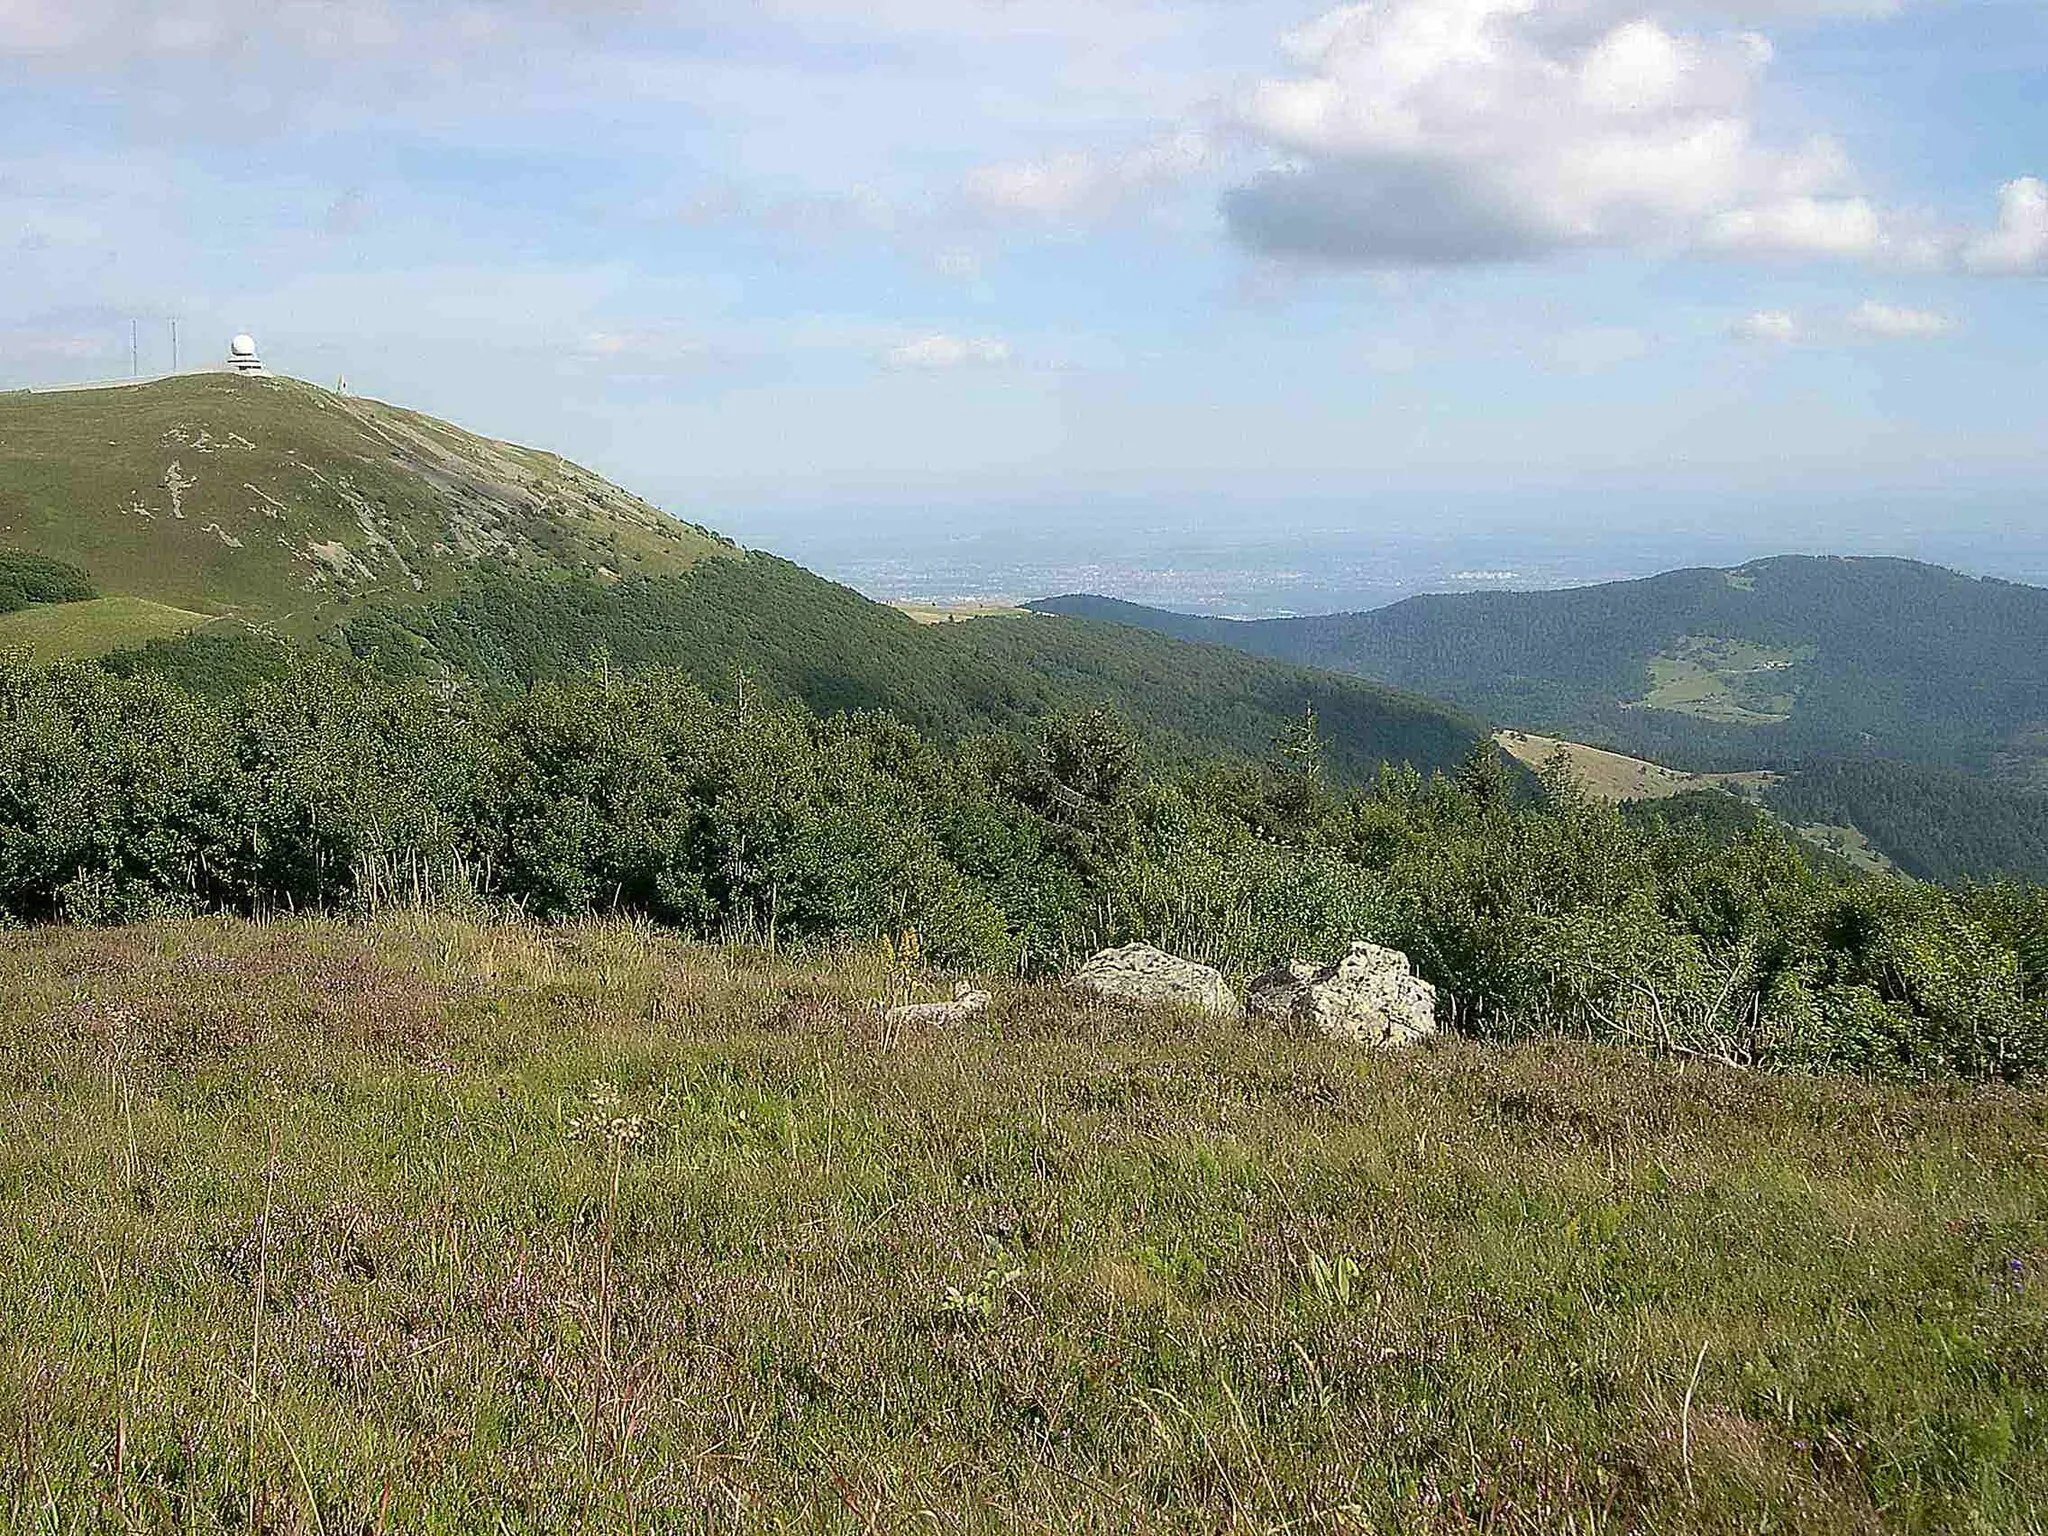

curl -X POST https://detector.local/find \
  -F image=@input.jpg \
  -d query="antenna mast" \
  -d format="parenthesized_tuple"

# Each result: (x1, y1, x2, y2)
(130, 320, 139, 378)
(170, 319, 179, 373)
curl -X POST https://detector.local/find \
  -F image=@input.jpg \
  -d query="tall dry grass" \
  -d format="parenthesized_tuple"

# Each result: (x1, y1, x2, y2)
(1, 915, 2042, 1532)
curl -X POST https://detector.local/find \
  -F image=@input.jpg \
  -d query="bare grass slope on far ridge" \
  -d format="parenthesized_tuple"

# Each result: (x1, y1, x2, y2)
(1494, 729, 1777, 802)
(0, 593, 213, 664)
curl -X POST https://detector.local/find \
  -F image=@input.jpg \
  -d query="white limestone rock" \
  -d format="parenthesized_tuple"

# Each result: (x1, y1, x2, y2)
(883, 982, 993, 1027)
(1248, 942, 1437, 1048)
(1073, 943, 1241, 1018)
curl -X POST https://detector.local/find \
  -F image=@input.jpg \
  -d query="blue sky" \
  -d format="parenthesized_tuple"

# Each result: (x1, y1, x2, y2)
(2, 0, 2043, 549)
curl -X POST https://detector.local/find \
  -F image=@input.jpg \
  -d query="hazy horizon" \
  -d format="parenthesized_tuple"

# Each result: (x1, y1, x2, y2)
(708, 479, 2048, 616)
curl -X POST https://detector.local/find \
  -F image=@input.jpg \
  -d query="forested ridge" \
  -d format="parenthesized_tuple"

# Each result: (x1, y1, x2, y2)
(1032, 557, 2048, 774)
(1033, 558, 2048, 880)
(1768, 760, 2048, 884)
(316, 553, 1485, 781)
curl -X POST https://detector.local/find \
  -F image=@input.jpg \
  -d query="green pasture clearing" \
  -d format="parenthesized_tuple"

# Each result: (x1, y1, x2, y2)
(890, 600, 1032, 624)
(1795, 821, 1898, 876)
(0, 593, 211, 663)
(1494, 729, 1776, 803)
(1638, 636, 1813, 725)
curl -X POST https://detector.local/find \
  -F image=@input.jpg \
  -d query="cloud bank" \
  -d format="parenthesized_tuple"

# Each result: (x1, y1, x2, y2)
(1221, 1, 1923, 268)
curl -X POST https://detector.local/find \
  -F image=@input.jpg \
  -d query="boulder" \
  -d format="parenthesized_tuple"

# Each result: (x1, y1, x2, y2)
(884, 981, 992, 1027)
(1248, 942, 1437, 1048)
(1246, 960, 1319, 1020)
(1073, 943, 1241, 1018)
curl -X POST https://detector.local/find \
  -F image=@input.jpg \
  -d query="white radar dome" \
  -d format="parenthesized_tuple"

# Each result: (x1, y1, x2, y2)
(230, 334, 258, 358)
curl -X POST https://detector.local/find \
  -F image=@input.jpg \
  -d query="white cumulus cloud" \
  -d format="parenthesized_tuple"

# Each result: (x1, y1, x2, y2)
(965, 132, 1211, 224)
(1221, 0, 1907, 268)
(1846, 299, 1951, 338)
(1704, 195, 1884, 258)
(1964, 177, 2048, 275)
(885, 334, 1012, 369)
(1731, 309, 1800, 342)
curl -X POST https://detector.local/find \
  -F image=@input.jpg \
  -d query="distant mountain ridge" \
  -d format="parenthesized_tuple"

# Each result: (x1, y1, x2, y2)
(0, 375, 1488, 781)
(1032, 556, 2048, 781)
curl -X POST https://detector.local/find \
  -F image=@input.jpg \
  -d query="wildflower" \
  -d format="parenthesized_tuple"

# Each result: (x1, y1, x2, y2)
(566, 1080, 649, 1150)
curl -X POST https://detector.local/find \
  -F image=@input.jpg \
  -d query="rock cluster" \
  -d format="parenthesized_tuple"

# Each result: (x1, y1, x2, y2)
(1072, 942, 1241, 1018)
(1248, 942, 1437, 1048)
(1062, 938, 1437, 1047)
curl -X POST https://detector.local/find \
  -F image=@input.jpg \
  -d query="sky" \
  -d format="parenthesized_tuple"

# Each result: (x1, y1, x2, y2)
(2, 0, 2045, 557)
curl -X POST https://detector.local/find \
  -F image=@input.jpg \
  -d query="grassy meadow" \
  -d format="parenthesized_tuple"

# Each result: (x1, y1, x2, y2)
(2, 916, 2044, 1533)
(0, 376, 727, 636)
(0, 596, 212, 665)
(1491, 731, 1775, 805)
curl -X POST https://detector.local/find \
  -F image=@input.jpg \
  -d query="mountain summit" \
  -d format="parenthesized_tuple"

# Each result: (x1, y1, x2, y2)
(0, 375, 1485, 780)
(0, 374, 729, 639)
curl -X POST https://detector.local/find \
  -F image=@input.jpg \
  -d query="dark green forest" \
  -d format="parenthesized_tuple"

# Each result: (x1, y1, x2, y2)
(1768, 760, 2048, 884)
(2, 652, 2042, 1081)
(1032, 557, 2048, 774)
(317, 553, 1487, 781)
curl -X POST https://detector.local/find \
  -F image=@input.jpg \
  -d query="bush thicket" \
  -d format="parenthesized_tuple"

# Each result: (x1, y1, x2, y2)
(0, 550, 95, 614)
(2, 656, 2042, 1079)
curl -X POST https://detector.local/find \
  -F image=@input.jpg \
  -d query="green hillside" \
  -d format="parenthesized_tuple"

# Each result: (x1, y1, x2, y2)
(0, 377, 1488, 781)
(0, 594, 213, 663)
(1767, 760, 2048, 884)
(336, 553, 1484, 780)
(1031, 558, 2048, 778)
(0, 375, 731, 639)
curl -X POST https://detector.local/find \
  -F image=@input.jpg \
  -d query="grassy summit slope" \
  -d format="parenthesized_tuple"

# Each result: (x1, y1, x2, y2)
(0, 375, 731, 636)
(4, 916, 2043, 1531)
(1033, 558, 2048, 776)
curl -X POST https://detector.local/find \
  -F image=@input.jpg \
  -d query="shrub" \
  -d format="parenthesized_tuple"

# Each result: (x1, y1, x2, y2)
(0, 550, 95, 614)
(0, 652, 2042, 1079)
